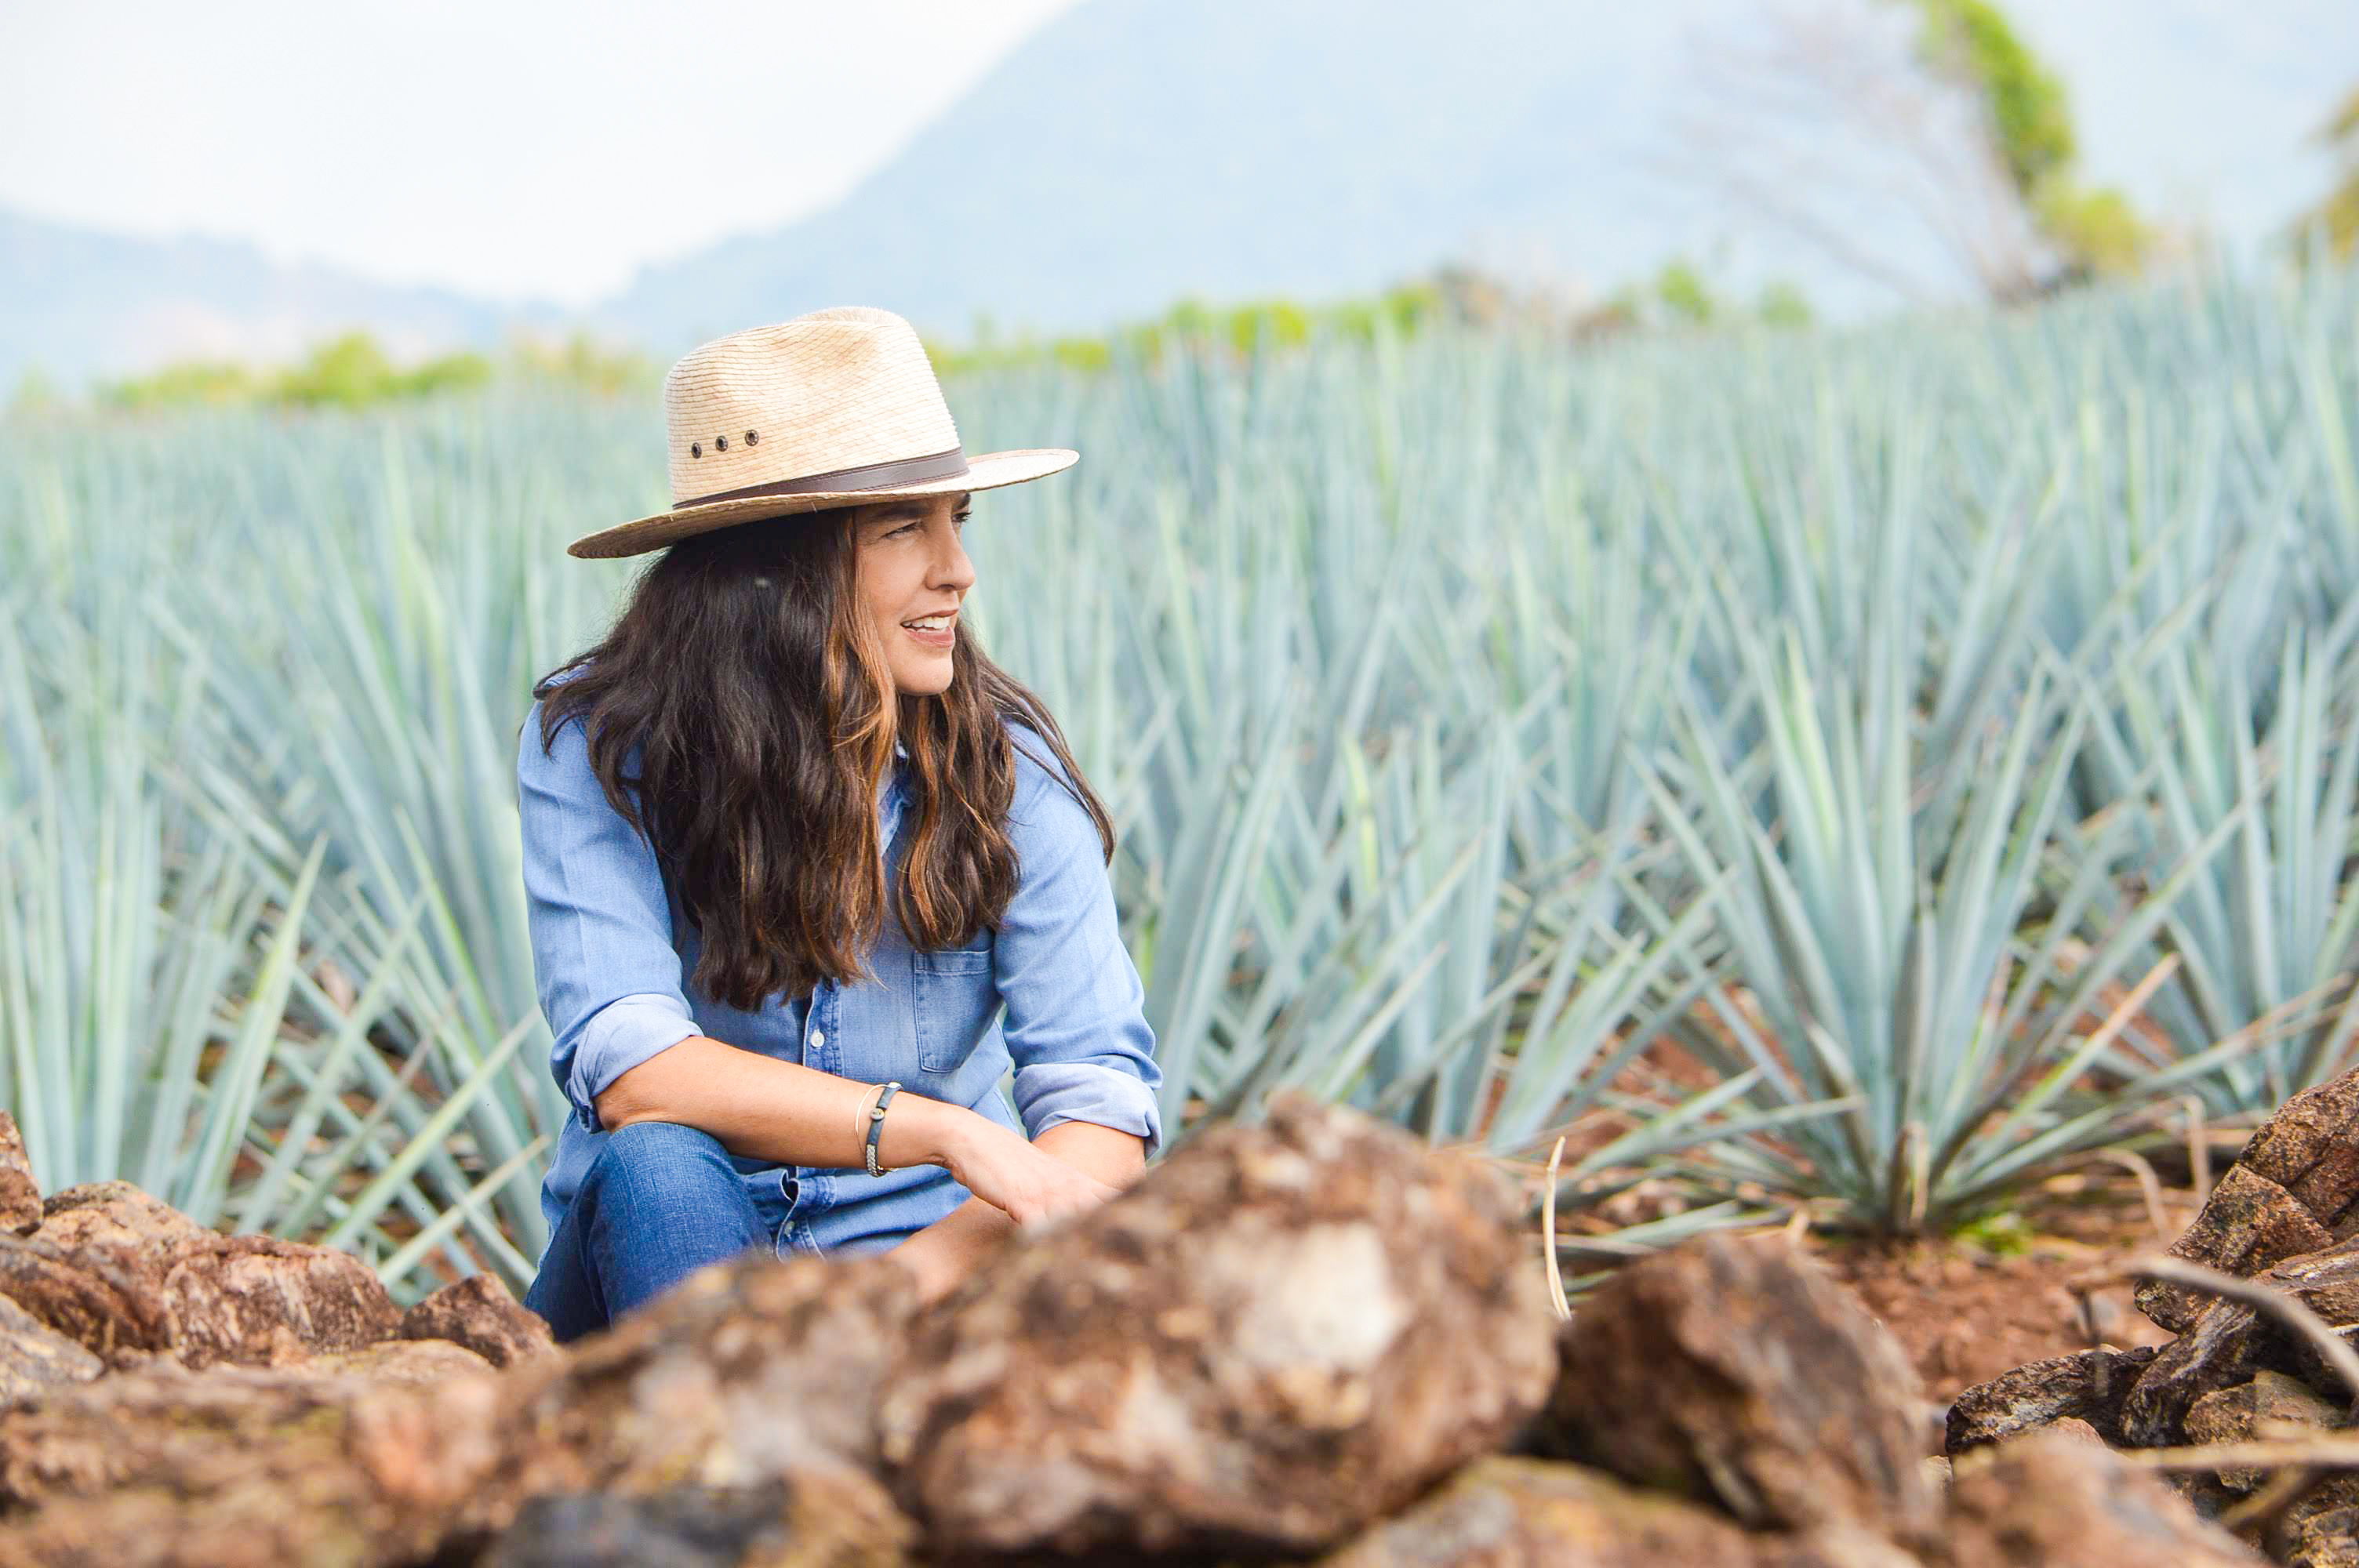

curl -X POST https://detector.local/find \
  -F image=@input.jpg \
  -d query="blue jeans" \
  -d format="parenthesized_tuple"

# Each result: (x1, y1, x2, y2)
(522, 1120, 784, 1343)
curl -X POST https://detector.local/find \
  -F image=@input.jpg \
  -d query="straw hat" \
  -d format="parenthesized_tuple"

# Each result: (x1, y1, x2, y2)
(565, 305, 1078, 560)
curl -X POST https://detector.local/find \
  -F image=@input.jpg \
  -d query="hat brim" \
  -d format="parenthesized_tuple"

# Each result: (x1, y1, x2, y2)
(565, 447, 1079, 560)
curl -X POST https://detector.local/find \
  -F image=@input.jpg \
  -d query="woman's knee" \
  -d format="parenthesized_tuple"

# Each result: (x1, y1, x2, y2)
(581, 1119, 739, 1203)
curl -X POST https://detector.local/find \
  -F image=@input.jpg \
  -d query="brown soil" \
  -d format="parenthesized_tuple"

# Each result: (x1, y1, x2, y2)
(1800, 1166, 2205, 1404)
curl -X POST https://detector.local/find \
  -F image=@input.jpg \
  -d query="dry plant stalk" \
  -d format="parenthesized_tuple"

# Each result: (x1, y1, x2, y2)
(1542, 1134, 1571, 1322)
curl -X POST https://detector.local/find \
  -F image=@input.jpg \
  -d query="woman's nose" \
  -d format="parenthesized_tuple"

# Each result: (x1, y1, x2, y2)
(936, 539, 976, 591)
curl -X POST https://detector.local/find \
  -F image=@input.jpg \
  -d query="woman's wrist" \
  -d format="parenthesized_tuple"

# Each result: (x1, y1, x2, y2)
(872, 1090, 976, 1173)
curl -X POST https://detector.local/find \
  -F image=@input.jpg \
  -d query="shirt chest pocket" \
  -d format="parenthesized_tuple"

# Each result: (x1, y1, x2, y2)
(911, 942, 999, 1073)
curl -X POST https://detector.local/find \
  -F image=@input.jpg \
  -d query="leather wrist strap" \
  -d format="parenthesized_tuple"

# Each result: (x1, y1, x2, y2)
(864, 1081, 901, 1178)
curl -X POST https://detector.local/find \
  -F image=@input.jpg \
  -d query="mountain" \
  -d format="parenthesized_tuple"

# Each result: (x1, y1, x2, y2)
(589, 0, 1767, 354)
(587, 0, 2359, 356)
(0, 207, 575, 394)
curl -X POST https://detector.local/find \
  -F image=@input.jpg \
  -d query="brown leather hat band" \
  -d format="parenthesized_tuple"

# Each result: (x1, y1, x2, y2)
(673, 445, 970, 510)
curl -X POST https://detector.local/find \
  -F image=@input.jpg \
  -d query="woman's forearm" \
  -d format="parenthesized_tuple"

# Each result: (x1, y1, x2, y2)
(594, 1034, 964, 1172)
(1030, 1117, 1147, 1187)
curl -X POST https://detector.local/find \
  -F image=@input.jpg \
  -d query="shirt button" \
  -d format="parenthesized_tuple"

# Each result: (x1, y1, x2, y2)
(810, 1030, 825, 1047)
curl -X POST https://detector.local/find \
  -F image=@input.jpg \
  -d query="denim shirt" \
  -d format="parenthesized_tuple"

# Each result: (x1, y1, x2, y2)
(516, 687, 1164, 1265)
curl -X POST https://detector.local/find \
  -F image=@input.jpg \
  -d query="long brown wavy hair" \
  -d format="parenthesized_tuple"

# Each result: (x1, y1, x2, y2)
(527, 497, 1114, 1012)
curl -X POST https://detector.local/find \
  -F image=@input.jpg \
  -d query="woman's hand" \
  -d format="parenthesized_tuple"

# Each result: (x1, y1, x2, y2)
(926, 1112, 1124, 1227)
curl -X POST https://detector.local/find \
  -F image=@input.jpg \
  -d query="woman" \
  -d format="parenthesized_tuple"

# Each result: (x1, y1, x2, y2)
(518, 307, 1163, 1343)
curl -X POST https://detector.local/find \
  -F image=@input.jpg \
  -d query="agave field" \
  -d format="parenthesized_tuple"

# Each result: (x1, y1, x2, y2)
(3, 262, 2358, 1303)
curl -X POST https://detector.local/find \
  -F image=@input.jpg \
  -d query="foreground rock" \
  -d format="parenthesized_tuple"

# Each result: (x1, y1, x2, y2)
(0, 1295, 102, 1409)
(1940, 1427, 2264, 1566)
(1310, 1454, 1921, 1568)
(1522, 1233, 1939, 1543)
(1944, 1065, 2359, 1566)
(398, 1273, 561, 1370)
(20, 1076, 2332, 1567)
(2139, 1073, 2359, 1333)
(2107, 1234, 2359, 1448)
(0, 1357, 510, 1566)
(0, 1250, 918, 1568)
(875, 1092, 1560, 1559)
(0, 1183, 402, 1371)
(2185, 1370, 2343, 1490)
(468, 1250, 920, 1516)
(1944, 1344, 2157, 1452)
(1302, 1452, 1925, 1565)
(481, 1477, 911, 1568)
(0, 1114, 40, 1236)
(0, 1121, 554, 1388)
(0, 1091, 1557, 1566)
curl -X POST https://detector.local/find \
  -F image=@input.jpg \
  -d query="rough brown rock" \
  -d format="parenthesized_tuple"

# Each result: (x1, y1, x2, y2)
(2249, 1238, 2359, 1395)
(0, 1112, 41, 1235)
(1939, 1428, 2266, 1566)
(1307, 1455, 1925, 1568)
(0, 1188, 402, 1371)
(0, 1293, 103, 1408)
(876, 1091, 1559, 1561)
(2243, 1070, 2359, 1225)
(478, 1475, 914, 1568)
(398, 1271, 558, 1368)
(301, 1338, 496, 1388)
(470, 1249, 922, 1517)
(1524, 1234, 1938, 1541)
(32, 1181, 209, 1254)
(2041, 1415, 2106, 1446)
(0, 1247, 922, 1566)
(0, 1356, 507, 1566)
(2120, 1237, 2359, 1446)
(2288, 1479, 2359, 1539)
(2139, 1165, 2335, 1333)
(2184, 1370, 2343, 1490)
(158, 1235, 403, 1368)
(2119, 1295, 2292, 1446)
(2138, 1069, 2359, 1333)
(2293, 1505, 2359, 1568)
(0, 1231, 170, 1368)
(1945, 1343, 2159, 1454)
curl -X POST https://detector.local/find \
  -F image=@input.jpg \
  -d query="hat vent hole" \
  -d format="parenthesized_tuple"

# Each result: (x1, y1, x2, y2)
(689, 442, 701, 458)
(746, 430, 758, 445)
(715, 434, 728, 452)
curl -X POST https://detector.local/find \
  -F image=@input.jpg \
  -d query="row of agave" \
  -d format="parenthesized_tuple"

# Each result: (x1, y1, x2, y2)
(2, 256, 2357, 1302)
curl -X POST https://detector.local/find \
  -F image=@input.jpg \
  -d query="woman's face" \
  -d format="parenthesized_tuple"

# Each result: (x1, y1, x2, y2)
(853, 492, 976, 697)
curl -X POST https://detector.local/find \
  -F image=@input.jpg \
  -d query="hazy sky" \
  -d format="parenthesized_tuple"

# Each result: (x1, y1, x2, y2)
(0, 1, 1084, 307)
(5, 0, 2351, 321)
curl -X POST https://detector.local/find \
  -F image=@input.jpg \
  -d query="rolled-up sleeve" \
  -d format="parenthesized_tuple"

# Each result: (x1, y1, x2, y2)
(994, 738, 1165, 1158)
(517, 700, 700, 1133)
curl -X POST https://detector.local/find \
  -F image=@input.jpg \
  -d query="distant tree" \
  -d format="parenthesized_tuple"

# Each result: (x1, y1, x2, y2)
(93, 332, 497, 412)
(1910, 0, 2150, 285)
(5, 366, 65, 419)
(1656, 260, 1717, 324)
(1757, 281, 1816, 328)
(2294, 82, 2359, 260)
(1666, 0, 2150, 305)
(264, 332, 396, 408)
(501, 328, 656, 395)
(96, 358, 259, 411)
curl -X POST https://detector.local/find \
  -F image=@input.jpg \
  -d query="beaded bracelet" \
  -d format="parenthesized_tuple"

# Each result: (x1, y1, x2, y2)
(864, 1081, 901, 1177)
